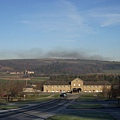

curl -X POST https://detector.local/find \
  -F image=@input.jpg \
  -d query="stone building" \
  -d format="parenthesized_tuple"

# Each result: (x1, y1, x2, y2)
(43, 78, 111, 93)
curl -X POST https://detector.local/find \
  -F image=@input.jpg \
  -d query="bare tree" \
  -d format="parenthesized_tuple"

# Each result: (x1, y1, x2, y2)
(2, 80, 25, 101)
(0, 83, 4, 101)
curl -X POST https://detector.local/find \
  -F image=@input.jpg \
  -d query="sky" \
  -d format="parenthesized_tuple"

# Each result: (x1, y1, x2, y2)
(0, 0, 120, 61)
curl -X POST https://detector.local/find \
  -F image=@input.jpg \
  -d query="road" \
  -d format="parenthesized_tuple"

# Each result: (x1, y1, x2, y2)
(60, 95, 120, 120)
(0, 94, 76, 120)
(0, 93, 120, 120)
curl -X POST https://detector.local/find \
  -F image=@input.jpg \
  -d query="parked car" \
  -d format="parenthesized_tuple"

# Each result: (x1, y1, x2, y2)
(60, 93, 67, 97)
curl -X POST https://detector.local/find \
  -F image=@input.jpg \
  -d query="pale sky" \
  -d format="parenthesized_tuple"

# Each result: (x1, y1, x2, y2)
(0, 0, 120, 61)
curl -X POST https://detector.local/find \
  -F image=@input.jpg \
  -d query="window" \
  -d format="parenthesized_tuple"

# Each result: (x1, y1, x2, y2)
(78, 84, 80, 86)
(52, 90, 54, 92)
(74, 84, 76, 86)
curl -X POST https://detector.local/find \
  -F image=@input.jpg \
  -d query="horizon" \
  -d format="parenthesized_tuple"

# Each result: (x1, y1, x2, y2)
(0, 58, 119, 62)
(0, 0, 120, 61)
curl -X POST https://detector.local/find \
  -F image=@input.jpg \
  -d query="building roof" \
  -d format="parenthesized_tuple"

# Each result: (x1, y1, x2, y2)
(84, 81, 111, 85)
(44, 81, 70, 85)
(44, 79, 111, 86)
(25, 84, 34, 88)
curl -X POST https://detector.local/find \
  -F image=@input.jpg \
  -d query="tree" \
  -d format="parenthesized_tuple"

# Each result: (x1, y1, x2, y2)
(2, 80, 25, 101)
(0, 83, 5, 101)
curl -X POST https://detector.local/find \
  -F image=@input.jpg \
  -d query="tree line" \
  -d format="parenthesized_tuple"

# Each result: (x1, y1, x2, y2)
(0, 59, 120, 75)
(0, 81, 25, 101)
(49, 74, 120, 83)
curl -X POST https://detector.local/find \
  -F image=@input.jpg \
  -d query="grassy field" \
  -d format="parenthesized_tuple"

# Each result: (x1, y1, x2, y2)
(47, 113, 115, 120)
(67, 93, 104, 109)
(29, 77, 49, 83)
(103, 70, 120, 75)
(76, 93, 98, 102)
(67, 103, 103, 109)
(0, 93, 60, 110)
(0, 105, 22, 110)
(0, 77, 49, 83)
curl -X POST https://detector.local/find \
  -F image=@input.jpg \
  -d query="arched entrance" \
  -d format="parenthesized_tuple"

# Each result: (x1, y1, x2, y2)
(78, 88, 82, 92)
(72, 88, 82, 93)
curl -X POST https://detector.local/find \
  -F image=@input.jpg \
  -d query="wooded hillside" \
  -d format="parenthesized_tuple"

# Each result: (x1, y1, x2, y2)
(0, 59, 120, 75)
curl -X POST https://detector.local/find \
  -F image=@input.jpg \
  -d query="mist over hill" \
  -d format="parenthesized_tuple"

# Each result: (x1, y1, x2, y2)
(0, 59, 120, 75)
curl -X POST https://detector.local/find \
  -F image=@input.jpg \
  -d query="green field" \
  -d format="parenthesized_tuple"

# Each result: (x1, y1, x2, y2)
(0, 93, 60, 110)
(47, 113, 115, 120)
(0, 77, 49, 83)
(0, 105, 22, 110)
(67, 103, 103, 109)
(30, 77, 49, 82)
(103, 70, 120, 75)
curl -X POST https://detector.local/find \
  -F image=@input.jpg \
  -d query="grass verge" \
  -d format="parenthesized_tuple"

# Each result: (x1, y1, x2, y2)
(47, 112, 115, 120)
(67, 103, 104, 109)
(76, 93, 97, 102)
(0, 105, 23, 110)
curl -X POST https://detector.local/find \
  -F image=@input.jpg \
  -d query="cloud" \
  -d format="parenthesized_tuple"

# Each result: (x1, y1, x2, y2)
(0, 48, 107, 61)
(88, 6, 120, 27)
(101, 14, 120, 27)
(20, 20, 34, 25)
(19, 1, 94, 35)
(62, 0, 83, 25)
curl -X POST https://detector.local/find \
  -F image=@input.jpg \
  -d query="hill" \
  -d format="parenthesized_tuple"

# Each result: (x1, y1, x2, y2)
(0, 59, 120, 75)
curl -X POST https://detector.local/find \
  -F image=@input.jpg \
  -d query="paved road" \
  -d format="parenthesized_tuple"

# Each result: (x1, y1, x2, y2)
(0, 98, 75, 120)
(0, 93, 120, 120)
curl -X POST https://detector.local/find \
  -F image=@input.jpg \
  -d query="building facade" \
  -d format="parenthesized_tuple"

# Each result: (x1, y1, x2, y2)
(43, 78, 111, 93)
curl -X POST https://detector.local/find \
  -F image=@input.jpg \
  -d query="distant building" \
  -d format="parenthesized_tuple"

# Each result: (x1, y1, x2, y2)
(23, 85, 36, 93)
(23, 84, 40, 93)
(27, 71, 34, 74)
(43, 78, 111, 93)
(25, 70, 34, 74)
(9, 71, 24, 75)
